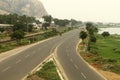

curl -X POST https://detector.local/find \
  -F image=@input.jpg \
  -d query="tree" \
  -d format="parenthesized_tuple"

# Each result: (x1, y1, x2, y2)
(86, 22, 98, 35)
(79, 31, 87, 40)
(42, 15, 52, 30)
(42, 22, 50, 30)
(13, 22, 26, 31)
(102, 31, 110, 37)
(53, 18, 70, 26)
(42, 15, 52, 23)
(71, 19, 78, 26)
(10, 30, 25, 40)
(90, 35, 97, 43)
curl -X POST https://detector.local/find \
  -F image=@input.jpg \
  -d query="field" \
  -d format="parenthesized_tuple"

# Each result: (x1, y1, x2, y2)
(79, 34, 120, 74)
(91, 34, 120, 74)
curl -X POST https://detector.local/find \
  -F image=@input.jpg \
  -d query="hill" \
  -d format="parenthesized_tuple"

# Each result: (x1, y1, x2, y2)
(0, 0, 47, 17)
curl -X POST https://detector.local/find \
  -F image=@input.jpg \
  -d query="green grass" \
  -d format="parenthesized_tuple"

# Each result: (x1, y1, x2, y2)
(89, 34, 120, 74)
(91, 35, 120, 59)
(35, 61, 61, 80)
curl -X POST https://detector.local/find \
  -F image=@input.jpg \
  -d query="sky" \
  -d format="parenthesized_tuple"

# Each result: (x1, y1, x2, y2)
(40, 0, 120, 23)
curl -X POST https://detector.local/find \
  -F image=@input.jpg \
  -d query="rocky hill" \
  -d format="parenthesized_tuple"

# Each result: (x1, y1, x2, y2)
(0, 0, 47, 17)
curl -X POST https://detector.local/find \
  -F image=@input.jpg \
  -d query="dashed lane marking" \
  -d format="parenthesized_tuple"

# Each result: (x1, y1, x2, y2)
(16, 59, 21, 64)
(81, 72, 87, 79)
(25, 55, 30, 58)
(2, 66, 11, 72)
(74, 64, 79, 69)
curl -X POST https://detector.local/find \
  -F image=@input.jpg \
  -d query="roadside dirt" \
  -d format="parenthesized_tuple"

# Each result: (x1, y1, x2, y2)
(98, 69, 120, 80)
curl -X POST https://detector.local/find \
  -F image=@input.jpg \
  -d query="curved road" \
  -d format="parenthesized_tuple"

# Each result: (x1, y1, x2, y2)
(56, 29, 105, 80)
(0, 29, 105, 80)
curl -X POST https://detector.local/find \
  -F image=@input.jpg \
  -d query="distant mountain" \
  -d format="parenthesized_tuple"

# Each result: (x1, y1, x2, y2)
(0, 0, 48, 17)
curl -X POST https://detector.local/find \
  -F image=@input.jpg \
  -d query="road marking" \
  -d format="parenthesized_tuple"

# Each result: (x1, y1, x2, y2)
(16, 59, 21, 64)
(81, 72, 87, 79)
(25, 54, 30, 58)
(2, 66, 11, 72)
(74, 64, 79, 69)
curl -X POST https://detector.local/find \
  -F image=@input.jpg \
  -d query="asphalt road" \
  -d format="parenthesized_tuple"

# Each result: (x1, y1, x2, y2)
(0, 29, 78, 80)
(57, 29, 105, 80)
(0, 29, 105, 80)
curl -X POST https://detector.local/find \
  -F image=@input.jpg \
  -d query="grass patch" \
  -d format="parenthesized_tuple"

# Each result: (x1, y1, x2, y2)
(27, 61, 61, 80)
(79, 34, 120, 74)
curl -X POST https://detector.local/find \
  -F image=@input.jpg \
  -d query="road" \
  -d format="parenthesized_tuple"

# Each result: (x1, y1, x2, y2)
(0, 29, 78, 80)
(56, 29, 105, 80)
(0, 29, 105, 80)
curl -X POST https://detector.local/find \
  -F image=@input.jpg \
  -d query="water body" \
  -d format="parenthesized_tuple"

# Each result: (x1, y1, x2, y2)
(99, 28, 120, 35)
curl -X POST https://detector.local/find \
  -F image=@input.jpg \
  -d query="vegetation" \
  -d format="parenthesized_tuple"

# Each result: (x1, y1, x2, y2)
(53, 18, 70, 26)
(85, 22, 98, 51)
(10, 30, 25, 40)
(79, 31, 87, 41)
(79, 33, 120, 74)
(101, 31, 110, 37)
(27, 61, 61, 80)
(42, 15, 52, 30)
(0, 27, 72, 53)
(0, 13, 79, 53)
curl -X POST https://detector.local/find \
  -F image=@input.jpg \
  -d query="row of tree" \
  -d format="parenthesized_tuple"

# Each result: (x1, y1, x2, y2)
(41, 15, 82, 29)
(80, 22, 111, 51)
(80, 22, 98, 51)
(0, 14, 82, 42)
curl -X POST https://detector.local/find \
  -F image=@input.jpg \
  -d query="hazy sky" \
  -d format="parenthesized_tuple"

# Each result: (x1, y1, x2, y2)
(40, 0, 120, 22)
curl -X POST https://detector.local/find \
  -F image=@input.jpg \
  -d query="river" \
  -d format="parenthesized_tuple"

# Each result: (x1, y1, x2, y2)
(99, 28, 120, 35)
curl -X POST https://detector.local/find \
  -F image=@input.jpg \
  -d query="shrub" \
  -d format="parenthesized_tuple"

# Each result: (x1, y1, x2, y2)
(18, 39, 29, 45)
(79, 31, 87, 40)
(90, 35, 97, 43)
(102, 31, 110, 37)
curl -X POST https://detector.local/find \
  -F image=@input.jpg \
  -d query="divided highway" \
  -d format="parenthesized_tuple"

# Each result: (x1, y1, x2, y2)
(0, 29, 105, 80)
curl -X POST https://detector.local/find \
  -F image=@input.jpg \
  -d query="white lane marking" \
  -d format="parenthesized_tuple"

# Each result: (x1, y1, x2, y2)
(2, 66, 11, 72)
(70, 59, 73, 62)
(81, 72, 87, 79)
(74, 64, 79, 69)
(25, 55, 30, 58)
(16, 59, 21, 64)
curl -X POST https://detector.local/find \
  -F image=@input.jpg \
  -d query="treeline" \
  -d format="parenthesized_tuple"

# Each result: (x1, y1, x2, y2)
(0, 14, 35, 33)
(80, 22, 98, 51)
(0, 14, 35, 24)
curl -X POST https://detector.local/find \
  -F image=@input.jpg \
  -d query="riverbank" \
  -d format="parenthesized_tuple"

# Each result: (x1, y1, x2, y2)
(78, 34, 120, 80)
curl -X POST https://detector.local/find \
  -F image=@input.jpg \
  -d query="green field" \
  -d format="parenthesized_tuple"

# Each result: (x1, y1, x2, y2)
(89, 34, 120, 74)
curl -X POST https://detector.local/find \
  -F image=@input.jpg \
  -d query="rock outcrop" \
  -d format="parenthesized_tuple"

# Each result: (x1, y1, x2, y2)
(0, 0, 47, 17)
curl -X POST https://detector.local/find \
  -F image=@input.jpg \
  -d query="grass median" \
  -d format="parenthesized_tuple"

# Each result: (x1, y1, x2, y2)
(27, 61, 61, 80)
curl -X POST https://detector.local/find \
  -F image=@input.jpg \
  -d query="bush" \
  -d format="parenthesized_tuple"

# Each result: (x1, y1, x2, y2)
(102, 31, 110, 37)
(0, 44, 13, 52)
(18, 39, 29, 45)
(79, 31, 87, 40)
(90, 35, 97, 43)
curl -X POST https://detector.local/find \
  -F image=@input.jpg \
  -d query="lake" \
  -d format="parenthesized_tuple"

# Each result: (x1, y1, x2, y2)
(99, 28, 120, 35)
